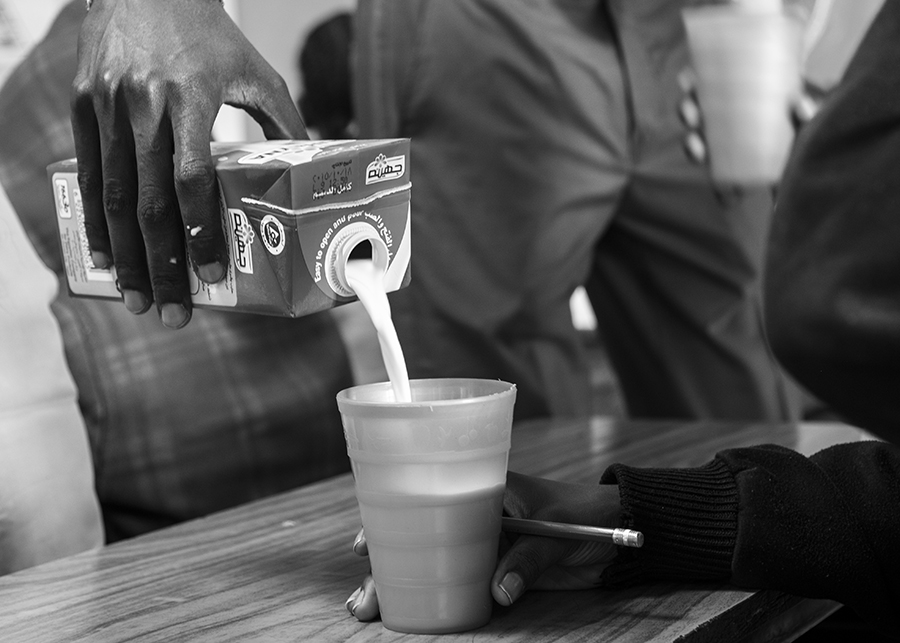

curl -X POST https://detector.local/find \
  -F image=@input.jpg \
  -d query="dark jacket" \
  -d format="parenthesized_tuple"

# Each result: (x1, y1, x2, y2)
(600, 2, 900, 637)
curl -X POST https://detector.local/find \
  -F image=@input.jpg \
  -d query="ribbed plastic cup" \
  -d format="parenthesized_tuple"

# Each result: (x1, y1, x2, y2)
(337, 378, 516, 634)
(682, 5, 804, 184)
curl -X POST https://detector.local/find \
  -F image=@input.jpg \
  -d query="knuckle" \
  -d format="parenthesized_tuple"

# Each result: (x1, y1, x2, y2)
(174, 157, 216, 199)
(71, 76, 94, 110)
(102, 180, 133, 219)
(120, 69, 152, 95)
(92, 76, 120, 112)
(77, 168, 103, 199)
(122, 73, 163, 112)
(266, 72, 291, 97)
(137, 191, 176, 228)
(508, 544, 547, 586)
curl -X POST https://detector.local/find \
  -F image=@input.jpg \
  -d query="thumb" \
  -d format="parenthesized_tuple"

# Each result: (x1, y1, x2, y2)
(490, 535, 570, 606)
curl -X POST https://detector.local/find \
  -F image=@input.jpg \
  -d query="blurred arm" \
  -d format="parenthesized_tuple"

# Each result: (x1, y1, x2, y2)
(0, 183, 103, 575)
(766, 0, 900, 441)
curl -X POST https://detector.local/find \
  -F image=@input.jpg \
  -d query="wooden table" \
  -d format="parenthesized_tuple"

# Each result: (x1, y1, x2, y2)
(0, 418, 864, 642)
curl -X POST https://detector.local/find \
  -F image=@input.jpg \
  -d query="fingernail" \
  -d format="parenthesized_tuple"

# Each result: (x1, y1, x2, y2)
(679, 98, 701, 128)
(352, 532, 364, 555)
(794, 95, 819, 124)
(197, 262, 225, 283)
(346, 587, 362, 616)
(684, 133, 706, 163)
(498, 572, 524, 605)
(122, 290, 150, 314)
(160, 303, 189, 329)
(91, 251, 111, 269)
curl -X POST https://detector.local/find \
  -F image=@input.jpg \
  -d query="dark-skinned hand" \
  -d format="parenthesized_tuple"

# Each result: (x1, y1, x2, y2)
(71, 0, 308, 328)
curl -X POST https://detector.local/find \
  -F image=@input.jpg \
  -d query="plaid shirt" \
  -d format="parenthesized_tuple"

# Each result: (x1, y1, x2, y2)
(0, 2, 353, 542)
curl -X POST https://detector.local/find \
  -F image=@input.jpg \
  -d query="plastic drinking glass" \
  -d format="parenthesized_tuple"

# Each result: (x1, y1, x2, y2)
(337, 378, 516, 634)
(682, 4, 805, 184)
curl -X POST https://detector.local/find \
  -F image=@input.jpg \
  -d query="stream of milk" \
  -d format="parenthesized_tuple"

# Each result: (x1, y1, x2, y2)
(344, 259, 412, 403)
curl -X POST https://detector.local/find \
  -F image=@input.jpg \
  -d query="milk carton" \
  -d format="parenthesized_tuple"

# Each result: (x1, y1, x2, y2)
(48, 139, 411, 317)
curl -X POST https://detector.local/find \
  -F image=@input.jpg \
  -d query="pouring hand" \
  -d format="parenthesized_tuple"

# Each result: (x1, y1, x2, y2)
(71, 0, 307, 328)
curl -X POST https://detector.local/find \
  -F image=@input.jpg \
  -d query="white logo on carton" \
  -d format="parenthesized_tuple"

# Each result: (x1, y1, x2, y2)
(55, 178, 72, 219)
(365, 154, 406, 185)
(228, 209, 255, 274)
(261, 215, 286, 256)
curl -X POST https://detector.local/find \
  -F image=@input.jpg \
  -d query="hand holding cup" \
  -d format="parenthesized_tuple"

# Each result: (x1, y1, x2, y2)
(680, 3, 806, 185)
(346, 471, 622, 624)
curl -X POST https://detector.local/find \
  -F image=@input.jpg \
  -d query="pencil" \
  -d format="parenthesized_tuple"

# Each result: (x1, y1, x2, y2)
(502, 517, 644, 548)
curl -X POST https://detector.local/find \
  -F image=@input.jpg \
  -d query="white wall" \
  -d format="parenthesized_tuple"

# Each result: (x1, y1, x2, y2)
(215, 0, 356, 142)
(0, 0, 71, 86)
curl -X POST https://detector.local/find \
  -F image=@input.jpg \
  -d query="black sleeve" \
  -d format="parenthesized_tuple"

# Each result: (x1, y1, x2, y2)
(600, 441, 900, 638)
(764, 0, 900, 441)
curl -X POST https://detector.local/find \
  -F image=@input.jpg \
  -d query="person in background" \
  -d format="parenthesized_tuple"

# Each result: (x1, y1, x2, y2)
(342, 1, 900, 637)
(351, 0, 816, 421)
(0, 1, 353, 544)
(65, 0, 810, 422)
(296, 12, 355, 141)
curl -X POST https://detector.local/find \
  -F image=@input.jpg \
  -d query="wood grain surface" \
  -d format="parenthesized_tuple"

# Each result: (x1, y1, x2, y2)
(0, 418, 858, 642)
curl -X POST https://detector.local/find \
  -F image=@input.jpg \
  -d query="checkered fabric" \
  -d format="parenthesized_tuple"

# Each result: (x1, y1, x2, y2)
(0, 2, 353, 542)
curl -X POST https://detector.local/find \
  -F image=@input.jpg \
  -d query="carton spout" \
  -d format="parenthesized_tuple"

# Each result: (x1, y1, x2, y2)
(326, 222, 390, 298)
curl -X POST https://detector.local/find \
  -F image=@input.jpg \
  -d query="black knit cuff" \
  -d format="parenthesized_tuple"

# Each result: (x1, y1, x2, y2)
(598, 459, 738, 587)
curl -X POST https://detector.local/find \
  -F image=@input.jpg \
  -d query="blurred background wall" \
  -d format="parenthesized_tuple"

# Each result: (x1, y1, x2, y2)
(214, 0, 356, 142)
(0, 0, 70, 85)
